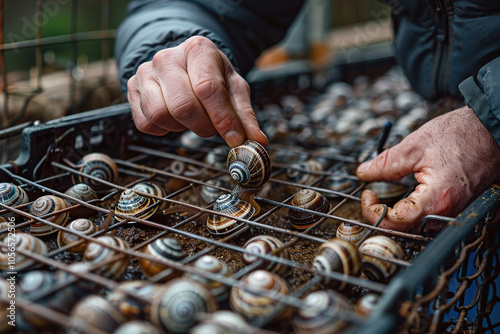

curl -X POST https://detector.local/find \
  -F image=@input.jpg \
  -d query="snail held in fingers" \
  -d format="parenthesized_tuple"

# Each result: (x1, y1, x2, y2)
(72, 153, 119, 193)
(0, 233, 48, 271)
(336, 222, 371, 245)
(139, 238, 186, 280)
(68, 295, 126, 334)
(114, 189, 158, 223)
(288, 189, 330, 230)
(83, 235, 131, 280)
(359, 235, 404, 283)
(207, 194, 255, 236)
(64, 183, 98, 218)
(227, 140, 271, 188)
(29, 195, 69, 236)
(241, 235, 290, 275)
(57, 218, 98, 253)
(184, 255, 232, 302)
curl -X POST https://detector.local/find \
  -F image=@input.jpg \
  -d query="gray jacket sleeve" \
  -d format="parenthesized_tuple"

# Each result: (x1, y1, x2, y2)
(459, 57, 500, 147)
(115, 0, 305, 95)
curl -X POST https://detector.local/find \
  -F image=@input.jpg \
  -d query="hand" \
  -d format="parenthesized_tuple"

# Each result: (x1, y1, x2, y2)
(357, 106, 500, 233)
(127, 36, 268, 148)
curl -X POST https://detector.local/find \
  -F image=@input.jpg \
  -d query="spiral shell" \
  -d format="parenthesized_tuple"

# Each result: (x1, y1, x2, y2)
(0, 182, 29, 208)
(200, 177, 232, 204)
(190, 311, 254, 334)
(185, 255, 232, 302)
(241, 235, 290, 275)
(227, 140, 271, 188)
(359, 236, 404, 282)
(0, 232, 47, 271)
(69, 295, 126, 333)
(56, 262, 97, 295)
(114, 321, 162, 334)
(114, 189, 158, 223)
(288, 189, 330, 230)
(207, 194, 255, 235)
(57, 219, 98, 253)
(365, 181, 408, 202)
(64, 183, 98, 218)
(355, 293, 379, 317)
(322, 170, 357, 197)
(29, 195, 69, 236)
(336, 222, 371, 245)
(107, 281, 163, 321)
(285, 159, 323, 186)
(72, 153, 119, 193)
(83, 236, 131, 279)
(293, 290, 353, 334)
(139, 238, 186, 280)
(230, 270, 291, 323)
(205, 145, 231, 169)
(150, 278, 218, 333)
(313, 238, 362, 289)
(131, 182, 168, 211)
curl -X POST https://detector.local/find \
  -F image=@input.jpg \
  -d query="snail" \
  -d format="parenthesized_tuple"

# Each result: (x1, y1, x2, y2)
(56, 262, 98, 296)
(227, 140, 271, 188)
(150, 278, 218, 333)
(107, 281, 163, 321)
(207, 193, 254, 236)
(0, 232, 48, 271)
(313, 238, 362, 289)
(72, 153, 119, 193)
(176, 130, 217, 156)
(83, 235, 131, 280)
(184, 255, 232, 302)
(131, 182, 168, 211)
(114, 189, 158, 223)
(29, 195, 69, 236)
(355, 293, 379, 317)
(335, 222, 371, 245)
(114, 321, 162, 334)
(200, 177, 232, 204)
(56, 218, 98, 253)
(0, 182, 29, 210)
(322, 170, 357, 197)
(285, 159, 323, 186)
(241, 235, 290, 275)
(288, 189, 330, 230)
(64, 183, 98, 218)
(292, 290, 353, 334)
(205, 145, 231, 169)
(68, 295, 126, 334)
(139, 238, 186, 280)
(365, 181, 408, 203)
(190, 311, 254, 334)
(229, 269, 291, 323)
(359, 235, 404, 282)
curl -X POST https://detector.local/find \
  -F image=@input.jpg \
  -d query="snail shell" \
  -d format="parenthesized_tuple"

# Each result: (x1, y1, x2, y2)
(322, 170, 357, 197)
(285, 159, 323, 186)
(355, 293, 379, 317)
(227, 140, 271, 188)
(139, 238, 186, 280)
(365, 181, 408, 203)
(83, 235, 131, 280)
(29, 195, 69, 236)
(131, 182, 168, 211)
(359, 236, 404, 282)
(150, 278, 218, 333)
(107, 281, 163, 321)
(230, 269, 291, 323)
(313, 238, 362, 289)
(0, 182, 29, 209)
(64, 183, 98, 218)
(69, 295, 126, 333)
(288, 189, 330, 230)
(205, 145, 231, 169)
(57, 218, 98, 253)
(0, 232, 48, 271)
(72, 153, 119, 193)
(200, 177, 232, 204)
(114, 189, 158, 222)
(114, 321, 162, 334)
(184, 255, 233, 302)
(56, 262, 98, 296)
(241, 235, 290, 275)
(207, 194, 254, 236)
(190, 311, 254, 334)
(292, 290, 353, 334)
(336, 222, 371, 245)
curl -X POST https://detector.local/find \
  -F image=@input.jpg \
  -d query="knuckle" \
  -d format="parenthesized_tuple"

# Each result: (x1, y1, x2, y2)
(212, 114, 234, 132)
(193, 78, 222, 101)
(169, 96, 197, 120)
(135, 62, 151, 77)
(152, 48, 176, 67)
(183, 36, 214, 54)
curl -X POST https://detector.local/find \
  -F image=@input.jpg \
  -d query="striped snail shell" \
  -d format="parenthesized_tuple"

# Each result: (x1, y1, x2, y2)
(359, 235, 404, 282)
(29, 195, 69, 236)
(0, 182, 29, 208)
(207, 194, 254, 236)
(288, 189, 330, 230)
(107, 281, 163, 321)
(355, 293, 379, 317)
(64, 183, 98, 218)
(139, 238, 186, 280)
(292, 290, 353, 334)
(241, 235, 290, 275)
(150, 278, 218, 333)
(205, 145, 231, 169)
(114, 189, 158, 223)
(336, 222, 371, 245)
(83, 235, 131, 280)
(227, 140, 271, 188)
(313, 238, 362, 290)
(69, 295, 126, 334)
(185, 255, 233, 302)
(0, 233, 47, 271)
(285, 159, 323, 186)
(322, 170, 357, 197)
(190, 311, 254, 334)
(230, 269, 291, 323)
(131, 182, 168, 211)
(56, 262, 98, 296)
(57, 218, 98, 253)
(200, 177, 231, 204)
(72, 153, 119, 193)
(114, 321, 162, 334)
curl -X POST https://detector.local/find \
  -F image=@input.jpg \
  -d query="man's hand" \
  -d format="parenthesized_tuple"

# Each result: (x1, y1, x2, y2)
(127, 36, 268, 148)
(357, 106, 500, 233)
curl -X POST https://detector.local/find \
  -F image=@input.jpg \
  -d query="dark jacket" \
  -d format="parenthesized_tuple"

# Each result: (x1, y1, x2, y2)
(115, 0, 500, 147)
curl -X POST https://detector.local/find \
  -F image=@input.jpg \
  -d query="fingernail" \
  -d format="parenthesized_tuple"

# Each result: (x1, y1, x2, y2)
(226, 130, 244, 147)
(259, 130, 269, 146)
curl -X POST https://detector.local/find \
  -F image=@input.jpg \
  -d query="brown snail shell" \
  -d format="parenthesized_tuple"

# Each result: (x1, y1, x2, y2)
(184, 255, 233, 302)
(131, 182, 168, 211)
(83, 235, 131, 280)
(72, 153, 119, 193)
(336, 222, 371, 245)
(114, 321, 162, 334)
(29, 195, 69, 236)
(57, 218, 98, 253)
(114, 189, 158, 223)
(64, 183, 98, 218)
(150, 278, 218, 333)
(355, 293, 379, 317)
(365, 181, 408, 203)
(190, 311, 254, 334)
(322, 169, 357, 197)
(139, 238, 186, 280)
(0, 182, 29, 209)
(69, 295, 126, 333)
(241, 235, 290, 275)
(207, 194, 254, 236)
(107, 281, 163, 321)
(229, 269, 291, 323)
(285, 159, 323, 186)
(313, 238, 362, 290)
(0, 232, 47, 271)
(292, 290, 353, 334)
(227, 140, 271, 188)
(288, 189, 330, 230)
(359, 235, 404, 282)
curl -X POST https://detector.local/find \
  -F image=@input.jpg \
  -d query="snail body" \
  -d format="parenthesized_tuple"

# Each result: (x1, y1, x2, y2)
(64, 183, 97, 218)
(288, 189, 330, 230)
(359, 235, 404, 282)
(207, 194, 254, 235)
(139, 238, 186, 280)
(241, 235, 290, 275)
(29, 195, 69, 236)
(57, 218, 98, 253)
(72, 153, 119, 193)
(131, 182, 168, 211)
(0, 233, 47, 271)
(185, 255, 232, 302)
(336, 222, 371, 245)
(227, 140, 271, 188)
(114, 189, 158, 223)
(83, 236, 131, 279)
